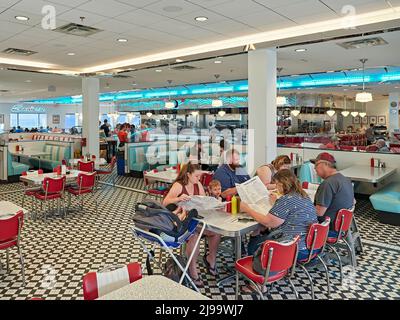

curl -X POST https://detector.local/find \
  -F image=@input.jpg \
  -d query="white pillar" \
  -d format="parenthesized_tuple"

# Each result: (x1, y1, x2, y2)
(82, 77, 100, 158)
(388, 93, 399, 135)
(248, 48, 277, 174)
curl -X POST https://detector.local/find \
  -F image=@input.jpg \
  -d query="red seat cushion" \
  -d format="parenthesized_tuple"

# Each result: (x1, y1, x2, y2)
(95, 170, 112, 175)
(25, 190, 37, 196)
(148, 189, 166, 195)
(327, 237, 338, 244)
(235, 256, 288, 284)
(34, 192, 62, 200)
(67, 187, 93, 196)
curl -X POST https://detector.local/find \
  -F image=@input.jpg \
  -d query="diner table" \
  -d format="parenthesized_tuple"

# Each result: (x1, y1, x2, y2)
(339, 165, 397, 185)
(69, 158, 107, 169)
(19, 170, 83, 186)
(198, 188, 316, 299)
(0, 201, 28, 220)
(98, 275, 209, 300)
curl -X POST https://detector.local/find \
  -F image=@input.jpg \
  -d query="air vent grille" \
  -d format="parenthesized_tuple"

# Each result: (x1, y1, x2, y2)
(2, 48, 37, 56)
(54, 23, 103, 37)
(171, 65, 200, 71)
(337, 37, 388, 49)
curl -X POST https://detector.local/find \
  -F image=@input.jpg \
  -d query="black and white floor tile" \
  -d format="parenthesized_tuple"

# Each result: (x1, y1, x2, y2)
(0, 171, 399, 300)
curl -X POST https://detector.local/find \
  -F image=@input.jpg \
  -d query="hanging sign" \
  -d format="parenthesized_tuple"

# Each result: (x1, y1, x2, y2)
(11, 105, 46, 113)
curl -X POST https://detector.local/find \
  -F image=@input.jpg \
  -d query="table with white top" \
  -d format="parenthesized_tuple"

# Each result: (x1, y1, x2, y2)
(0, 201, 28, 220)
(69, 158, 107, 169)
(198, 188, 316, 296)
(339, 165, 397, 185)
(19, 170, 83, 186)
(98, 275, 209, 300)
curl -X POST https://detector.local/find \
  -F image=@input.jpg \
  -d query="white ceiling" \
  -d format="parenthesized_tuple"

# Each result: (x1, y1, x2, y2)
(0, 0, 398, 71)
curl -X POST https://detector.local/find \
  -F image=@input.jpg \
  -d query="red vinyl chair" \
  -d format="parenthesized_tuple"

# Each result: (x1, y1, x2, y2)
(326, 209, 354, 285)
(95, 156, 117, 186)
(61, 159, 68, 166)
(78, 160, 95, 173)
(66, 172, 98, 214)
(200, 172, 214, 188)
(0, 210, 25, 285)
(21, 170, 43, 208)
(235, 236, 300, 300)
(297, 218, 331, 299)
(143, 169, 168, 197)
(82, 262, 142, 300)
(33, 176, 66, 220)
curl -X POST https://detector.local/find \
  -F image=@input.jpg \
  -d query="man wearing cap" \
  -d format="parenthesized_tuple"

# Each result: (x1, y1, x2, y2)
(311, 152, 354, 231)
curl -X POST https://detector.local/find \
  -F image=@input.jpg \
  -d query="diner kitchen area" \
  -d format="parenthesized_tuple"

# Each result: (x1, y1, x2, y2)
(0, 0, 399, 302)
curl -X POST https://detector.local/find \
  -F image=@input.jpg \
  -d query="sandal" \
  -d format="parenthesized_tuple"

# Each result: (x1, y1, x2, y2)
(202, 255, 218, 276)
(189, 275, 204, 287)
(241, 283, 268, 294)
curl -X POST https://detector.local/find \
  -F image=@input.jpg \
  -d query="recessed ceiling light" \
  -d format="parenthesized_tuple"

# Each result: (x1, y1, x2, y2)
(175, 59, 184, 63)
(214, 60, 222, 64)
(67, 52, 75, 56)
(195, 16, 208, 22)
(24, 80, 32, 83)
(155, 69, 162, 72)
(117, 38, 128, 42)
(295, 48, 307, 52)
(15, 16, 29, 21)
(395, 86, 399, 89)
(327, 70, 335, 73)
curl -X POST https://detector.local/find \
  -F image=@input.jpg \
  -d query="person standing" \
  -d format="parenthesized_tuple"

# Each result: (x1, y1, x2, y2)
(366, 123, 375, 145)
(100, 119, 110, 137)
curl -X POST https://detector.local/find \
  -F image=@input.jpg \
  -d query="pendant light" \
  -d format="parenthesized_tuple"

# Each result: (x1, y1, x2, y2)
(276, 67, 287, 106)
(218, 110, 226, 117)
(359, 102, 367, 118)
(165, 79, 175, 109)
(356, 59, 373, 103)
(290, 94, 300, 117)
(146, 112, 153, 118)
(326, 95, 335, 117)
(341, 96, 350, 117)
(212, 74, 223, 107)
(351, 99, 359, 117)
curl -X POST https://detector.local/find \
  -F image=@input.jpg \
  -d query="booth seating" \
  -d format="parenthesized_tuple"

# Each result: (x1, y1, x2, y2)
(7, 151, 29, 179)
(29, 144, 72, 171)
(298, 161, 322, 185)
(369, 182, 400, 226)
(128, 144, 150, 173)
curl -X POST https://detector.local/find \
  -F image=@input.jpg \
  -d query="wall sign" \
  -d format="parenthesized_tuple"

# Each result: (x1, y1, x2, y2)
(11, 105, 46, 113)
(52, 115, 60, 125)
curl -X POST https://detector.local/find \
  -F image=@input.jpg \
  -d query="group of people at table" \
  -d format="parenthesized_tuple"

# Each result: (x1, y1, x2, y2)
(160, 149, 354, 290)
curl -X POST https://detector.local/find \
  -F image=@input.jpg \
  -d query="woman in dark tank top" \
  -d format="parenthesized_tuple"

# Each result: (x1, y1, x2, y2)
(255, 155, 291, 190)
(163, 162, 221, 286)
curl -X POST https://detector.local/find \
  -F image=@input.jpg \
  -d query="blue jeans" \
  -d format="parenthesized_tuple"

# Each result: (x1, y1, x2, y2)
(247, 230, 284, 256)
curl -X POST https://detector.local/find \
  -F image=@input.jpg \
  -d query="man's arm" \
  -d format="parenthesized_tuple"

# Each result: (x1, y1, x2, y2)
(315, 205, 328, 217)
(221, 187, 237, 198)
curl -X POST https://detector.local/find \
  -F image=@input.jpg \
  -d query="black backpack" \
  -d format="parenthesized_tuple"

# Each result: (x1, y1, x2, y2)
(133, 200, 198, 242)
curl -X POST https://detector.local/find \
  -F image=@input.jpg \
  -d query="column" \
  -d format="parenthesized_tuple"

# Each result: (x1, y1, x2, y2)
(248, 48, 277, 174)
(82, 77, 100, 158)
(388, 92, 399, 135)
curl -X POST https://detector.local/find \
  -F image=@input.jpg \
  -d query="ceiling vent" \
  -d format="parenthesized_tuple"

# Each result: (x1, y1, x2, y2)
(337, 37, 388, 49)
(54, 23, 103, 37)
(2, 48, 37, 56)
(0, 89, 10, 93)
(171, 65, 200, 71)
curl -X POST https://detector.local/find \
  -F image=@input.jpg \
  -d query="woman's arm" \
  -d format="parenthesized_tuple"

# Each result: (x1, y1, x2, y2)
(197, 183, 206, 196)
(240, 202, 284, 229)
(162, 183, 190, 206)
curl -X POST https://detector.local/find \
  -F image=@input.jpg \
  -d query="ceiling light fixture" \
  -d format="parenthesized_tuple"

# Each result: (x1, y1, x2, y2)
(243, 43, 256, 52)
(356, 58, 373, 103)
(295, 48, 307, 52)
(67, 52, 75, 56)
(165, 79, 175, 109)
(291, 109, 300, 117)
(351, 111, 359, 117)
(117, 38, 128, 42)
(175, 59, 183, 63)
(212, 74, 223, 107)
(326, 96, 336, 117)
(218, 110, 226, 117)
(146, 112, 153, 118)
(214, 60, 222, 64)
(341, 96, 350, 117)
(15, 16, 29, 21)
(155, 69, 162, 72)
(191, 111, 199, 116)
(195, 16, 208, 22)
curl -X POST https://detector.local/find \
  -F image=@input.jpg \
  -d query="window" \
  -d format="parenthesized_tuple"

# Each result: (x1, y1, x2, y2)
(118, 114, 127, 124)
(10, 113, 47, 129)
(65, 114, 76, 129)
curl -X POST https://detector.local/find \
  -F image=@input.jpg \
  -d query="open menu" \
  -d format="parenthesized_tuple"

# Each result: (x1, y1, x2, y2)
(236, 176, 272, 215)
(178, 195, 227, 211)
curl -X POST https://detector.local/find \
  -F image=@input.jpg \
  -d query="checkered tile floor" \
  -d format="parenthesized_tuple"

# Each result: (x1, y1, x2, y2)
(0, 171, 399, 300)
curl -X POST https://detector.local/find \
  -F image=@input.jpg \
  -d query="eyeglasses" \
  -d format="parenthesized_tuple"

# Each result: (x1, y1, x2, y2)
(315, 160, 331, 168)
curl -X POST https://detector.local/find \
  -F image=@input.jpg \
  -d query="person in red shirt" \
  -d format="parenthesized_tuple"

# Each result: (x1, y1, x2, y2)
(117, 124, 129, 143)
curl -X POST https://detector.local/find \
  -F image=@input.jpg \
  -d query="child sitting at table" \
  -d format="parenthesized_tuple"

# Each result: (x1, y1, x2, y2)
(208, 180, 223, 202)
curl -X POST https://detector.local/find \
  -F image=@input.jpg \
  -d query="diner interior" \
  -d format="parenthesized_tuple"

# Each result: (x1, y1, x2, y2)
(0, 0, 399, 301)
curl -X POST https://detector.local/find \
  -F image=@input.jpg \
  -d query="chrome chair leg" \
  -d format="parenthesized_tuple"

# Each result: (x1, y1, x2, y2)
(6, 248, 9, 272)
(18, 245, 25, 286)
(298, 263, 314, 300)
(343, 239, 356, 268)
(317, 255, 331, 298)
(288, 278, 299, 299)
(328, 245, 343, 285)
